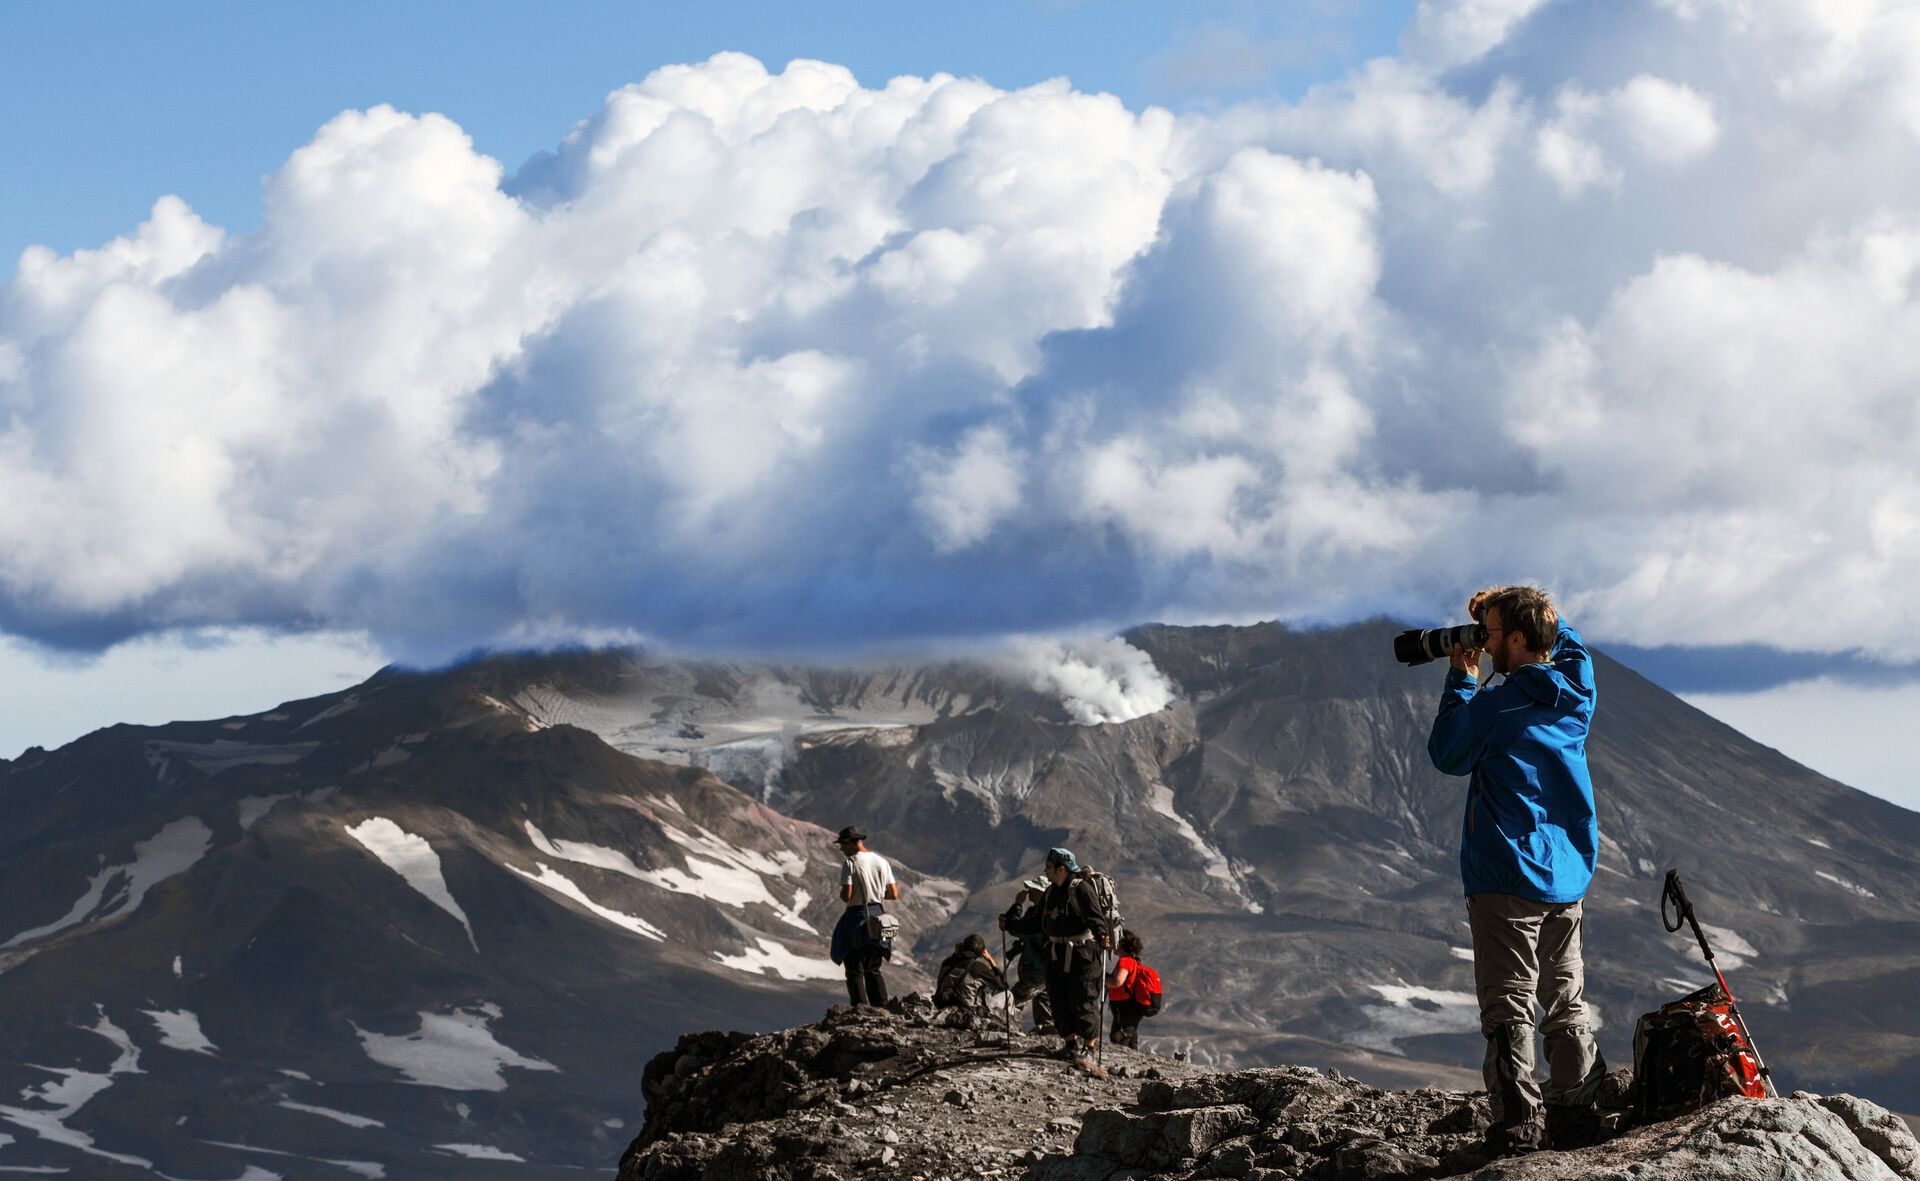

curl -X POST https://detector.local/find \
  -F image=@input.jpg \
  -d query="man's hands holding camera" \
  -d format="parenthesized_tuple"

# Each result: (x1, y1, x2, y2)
(1448, 641, 1482, 681)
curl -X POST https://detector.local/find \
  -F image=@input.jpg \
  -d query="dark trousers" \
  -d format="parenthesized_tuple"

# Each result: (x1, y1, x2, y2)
(1109, 999, 1146, 1047)
(1045, 944, 1102, 1042)
(845, 947, 888, 1007)
(1014, 973, 1054, 1031)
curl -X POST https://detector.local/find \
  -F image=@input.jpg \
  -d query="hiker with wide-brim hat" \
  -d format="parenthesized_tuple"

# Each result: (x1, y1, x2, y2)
(827, 825, 899, 1008)
(997, 875, 1055, 1034)
(1036, 847, 1109, 1066)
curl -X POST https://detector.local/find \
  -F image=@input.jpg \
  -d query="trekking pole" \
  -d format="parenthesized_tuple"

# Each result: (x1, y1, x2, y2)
(1096, 942, 1109, 1070)
(1001, 929, 1012, 1037)
(1662, 869, 1776, 1096)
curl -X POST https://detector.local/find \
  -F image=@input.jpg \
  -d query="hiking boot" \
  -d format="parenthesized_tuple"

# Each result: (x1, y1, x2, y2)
(1544, 1102, 1608, 1150)
(1484, 1118, 1543, 1159)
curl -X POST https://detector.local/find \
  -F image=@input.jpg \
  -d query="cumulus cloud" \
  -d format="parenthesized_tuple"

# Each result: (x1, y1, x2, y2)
(1536, 75, 1718, 196)
(6, 3, 1920, 664)
(1001, 636, 1175, 725)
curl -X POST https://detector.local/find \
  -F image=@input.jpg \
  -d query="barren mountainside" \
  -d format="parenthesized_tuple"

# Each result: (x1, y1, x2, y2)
(0, 620, 1915, 1176)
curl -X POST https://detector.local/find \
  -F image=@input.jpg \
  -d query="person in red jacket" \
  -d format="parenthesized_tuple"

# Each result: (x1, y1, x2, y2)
(1106, 932, 1152, 1048)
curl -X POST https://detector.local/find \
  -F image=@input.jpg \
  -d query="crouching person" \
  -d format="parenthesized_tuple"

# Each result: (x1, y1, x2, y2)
(827, 825, 899, 1008)
(1038, 847, 1109, 1066)
(933, 934, 1007, 1026)
(1428, 586, 1607, 1155)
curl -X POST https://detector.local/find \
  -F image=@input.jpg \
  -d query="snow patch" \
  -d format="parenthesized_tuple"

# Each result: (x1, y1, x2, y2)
(238, 793, 295, 830)
(354, 1005, 558, 1092)
(1697, 923, 1757, 970)
(1815, 870, 1875, 898)
(525, 820, 813, 930)
(1349, 984, 1481, 1054)
(172, 955, 183, 978)
(1805, 837, 1830, 849)
(1144, 783, 1261, 913)
(297, 696, 360, 729)
(145, 739, 318, 773)
(344, 818, 477, 951)
(142, 1009, 217, 1055)
(506, 861, 665, 940)
(201, 1139, 386, 1179)
(1448, 946, 1475, 962)
(277, 1100, 384, 1129)
(0, 1009, 151, 1168)
(434, 1144, 525, 1162)
(3, 817, 214, 949)
(714, 937, 844, 981)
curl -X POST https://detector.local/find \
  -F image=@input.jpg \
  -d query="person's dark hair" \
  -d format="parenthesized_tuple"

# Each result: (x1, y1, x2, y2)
(959, 933, 986, 956)
(1120, 931, 1145, 957)
(1480, 585, 1559, 653)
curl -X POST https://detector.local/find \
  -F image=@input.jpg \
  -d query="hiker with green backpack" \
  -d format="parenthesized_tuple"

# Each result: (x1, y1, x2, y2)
(1035, 847, 1114, 1067)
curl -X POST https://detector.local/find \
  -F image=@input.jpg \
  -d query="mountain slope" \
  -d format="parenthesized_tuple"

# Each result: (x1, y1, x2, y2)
(0, 621, 1915, 1176)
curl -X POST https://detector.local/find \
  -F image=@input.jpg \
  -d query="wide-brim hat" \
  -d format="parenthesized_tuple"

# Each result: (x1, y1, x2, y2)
(833, 825, 867, 845)
(1021, 876, 1048, 891)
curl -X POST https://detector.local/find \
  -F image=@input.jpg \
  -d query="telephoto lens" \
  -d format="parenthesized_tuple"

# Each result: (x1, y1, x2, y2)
(1392, 622, 1488, 666)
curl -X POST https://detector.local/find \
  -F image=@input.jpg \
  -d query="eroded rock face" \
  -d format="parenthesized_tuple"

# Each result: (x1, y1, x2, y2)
(617, 996, 1209, 1181)
(616, 1005, 1920, 1181)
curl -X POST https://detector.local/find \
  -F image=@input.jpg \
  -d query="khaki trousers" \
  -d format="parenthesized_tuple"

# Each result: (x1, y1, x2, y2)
(1467, 893, 1605, 1134)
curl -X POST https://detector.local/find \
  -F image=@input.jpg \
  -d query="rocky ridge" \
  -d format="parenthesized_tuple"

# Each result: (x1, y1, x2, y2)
(617, 1002, 1920, 1181)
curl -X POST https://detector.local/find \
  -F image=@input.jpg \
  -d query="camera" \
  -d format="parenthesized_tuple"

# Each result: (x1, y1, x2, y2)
(1393, 623, 1487, 667)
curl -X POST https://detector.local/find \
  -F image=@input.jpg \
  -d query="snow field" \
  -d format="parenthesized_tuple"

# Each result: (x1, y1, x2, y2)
(712, 937, 843, 981)
(0, 1009, 151, 1168)
(353, 1004, 557, 1092)
(344, 817, 477, 951)
(2, 817, 213, 949)
(142, 1009, 217, 1055)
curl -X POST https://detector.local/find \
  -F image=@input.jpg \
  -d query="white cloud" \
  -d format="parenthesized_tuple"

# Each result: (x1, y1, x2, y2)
(1535, 75, 1719, 196)
(1001, 635, 1174, 725)
(4, 11, 1920, 666)
(912, 426, 1027, 552)
(1403, 0, 1556, 69)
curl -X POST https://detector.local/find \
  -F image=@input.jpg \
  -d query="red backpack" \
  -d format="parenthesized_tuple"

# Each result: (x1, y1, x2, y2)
(1631, 981, 1767, 1122)
(1130, 963, 1163, 1016)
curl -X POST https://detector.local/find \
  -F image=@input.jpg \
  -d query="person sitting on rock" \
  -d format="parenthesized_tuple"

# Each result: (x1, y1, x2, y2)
(827, 825, 899, 1008)
(997, 876, 1055, 1034)
(1106, 931, 1153, 1048)
(933, 934, 1008, 1026)
(1036, 847, 1110, 1067)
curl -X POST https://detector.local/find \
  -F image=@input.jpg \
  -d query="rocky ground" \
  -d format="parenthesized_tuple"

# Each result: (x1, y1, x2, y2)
(615, 997, 1920, 1181)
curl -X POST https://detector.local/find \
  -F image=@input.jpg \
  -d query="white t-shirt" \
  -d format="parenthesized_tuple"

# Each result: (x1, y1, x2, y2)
(840, 850, 895, 907)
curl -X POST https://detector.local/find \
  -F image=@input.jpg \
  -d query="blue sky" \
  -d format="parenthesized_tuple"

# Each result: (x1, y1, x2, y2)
(3, 1, 1920, 813)
(2, 1, 1415, 271)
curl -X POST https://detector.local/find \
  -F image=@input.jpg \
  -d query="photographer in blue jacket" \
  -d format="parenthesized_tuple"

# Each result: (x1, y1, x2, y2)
(1428, 585, 1607, 1155)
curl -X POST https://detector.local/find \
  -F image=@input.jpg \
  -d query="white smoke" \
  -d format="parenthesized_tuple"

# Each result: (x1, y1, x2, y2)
(7, 3, 1920, 661)
(1003, 636, 1176, 726)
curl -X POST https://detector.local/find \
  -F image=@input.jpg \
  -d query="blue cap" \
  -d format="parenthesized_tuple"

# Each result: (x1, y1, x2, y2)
(1045, 847, 1079, 873)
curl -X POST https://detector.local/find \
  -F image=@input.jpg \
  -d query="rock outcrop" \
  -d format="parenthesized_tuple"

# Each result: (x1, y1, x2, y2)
(616, 1002, 1920, 1181)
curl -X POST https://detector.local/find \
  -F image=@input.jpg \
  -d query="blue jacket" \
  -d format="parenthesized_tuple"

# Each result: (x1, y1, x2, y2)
(1427, 622, 1598, 904)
